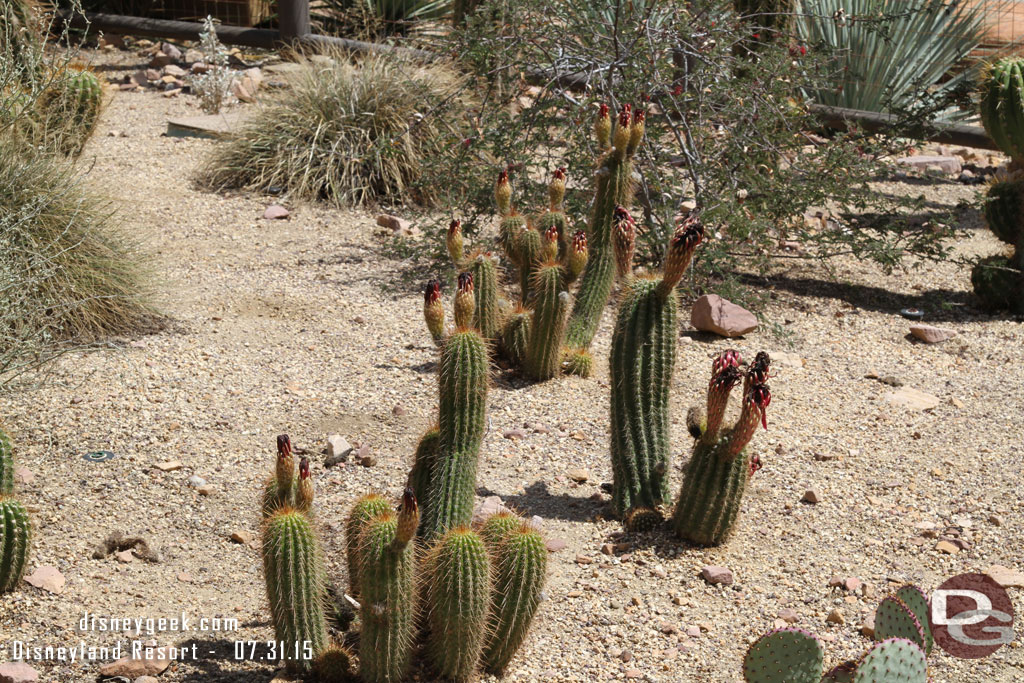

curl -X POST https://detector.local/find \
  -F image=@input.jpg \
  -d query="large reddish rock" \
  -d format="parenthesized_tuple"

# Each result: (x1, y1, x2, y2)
(909, 324, 956, 343)
(690, 295, 757, 337)
(0, 662, 39, 683)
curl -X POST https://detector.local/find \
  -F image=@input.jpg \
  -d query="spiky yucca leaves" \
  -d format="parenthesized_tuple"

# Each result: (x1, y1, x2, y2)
(262, 434, 297, 518)
(0, 428, 13, 495)
(261, 504, 328, 673)
(424, 283, 489, 537)
(609, 213, 703, 523)
(425, 526, 491, 682)
(480, 519, 548, 674)
(525, 263, 571, 381)
(981, 58, 1024, 162)
(35, 68, 103, 157)
(564, 104, 644, 356)
(424, 279, 445, 345)
(0, 495, 30, 593)
(407, 425, 440, 521)
(344, 494, 391, 596)
(672, 353, 772, 545)
(470, 253, 501, 341)
(501, 306, 531, 367)
(358, 491, 419, 683)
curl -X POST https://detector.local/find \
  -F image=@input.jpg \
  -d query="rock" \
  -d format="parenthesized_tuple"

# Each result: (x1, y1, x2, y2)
(861, 613, 876, 638)
(357, 453, 376, 467)
(232, 76, 257, 103)
(264, 204, 290, 220)
(376, 214, 413, 235)
(894, 155, 962, 175)
(909, 324, 956, 343)
(986, 565, 1024, 588)
(843, 577, 862, 592)
(619, 649, 633, 662)
(989, 514, 1005, 527)
(153, 460, 182, 472)
(770, 351, 804, 367)
(392, 405, 407, 416)
(197, 485, 214, 496)
(935, 540, 959, 554)
(503, 428, 527, 440)
(0, 662, 39, 683)
(190, 62, 210, 75)
(230, 531, 253, 545)
(24, 566, 64, 593)
(115, 550, 134, 563)
(801, 489, 821, 504)
(601, 543, 615, 555)
(575, 555, 594, 565)
(243, 66, 263, 88)
(826, 609, 845, 625)
(700, 566, 734, 585)
(625, 670, 642, 679)
(884, 387, 939, 411)
(13, 467, 34, 486)
(326, 434, 351, 460)
(567, 468, 590, 483)
(163, 64, 186, 77)
(149, 54, 174, 68)
(98, 649, 170, 678)
(184, 48, 204, 63)
(778, 608, 799, 624)
(187, 475, 206, 488)
(690, 294, 758, 337)
(472, 496, 511, 525)
(685, 625, 701, 637)
(160, 42, 183, 60)
(545, 538, 567, 552)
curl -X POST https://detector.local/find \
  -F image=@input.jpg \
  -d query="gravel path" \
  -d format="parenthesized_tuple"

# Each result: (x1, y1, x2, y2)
(0, 49, 1021, 683)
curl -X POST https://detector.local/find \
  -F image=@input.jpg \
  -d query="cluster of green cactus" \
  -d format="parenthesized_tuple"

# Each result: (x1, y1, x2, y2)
(0, 427, 30, 594)
(35, 68, 104, 157)
(260, 436, 342, 677)
(427, 102, 645, 380)
(975, 58, 1024, 312)
(743, 584, 933, 682)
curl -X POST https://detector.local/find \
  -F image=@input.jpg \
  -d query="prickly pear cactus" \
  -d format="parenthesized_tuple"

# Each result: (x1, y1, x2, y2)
(742, 627, 824, 683)
(893, 585, 933, 655)
(822, 662, 858, 682)
(0, 495, 30, 593)
(853, 638, 928, 683)
(873, 596, 927, 654)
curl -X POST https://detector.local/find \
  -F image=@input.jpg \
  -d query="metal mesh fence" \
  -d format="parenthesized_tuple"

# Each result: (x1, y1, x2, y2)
(973, 0, 1024, 59)
(145, 0, 273, 26)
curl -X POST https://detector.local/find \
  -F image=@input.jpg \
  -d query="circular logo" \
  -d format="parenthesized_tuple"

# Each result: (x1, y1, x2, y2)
(932, 573, 1015, 659)
(82, 450, 116, 462)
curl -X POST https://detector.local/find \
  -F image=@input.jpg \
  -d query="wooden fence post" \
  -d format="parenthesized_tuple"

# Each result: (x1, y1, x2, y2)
(278, 0, 310, 42)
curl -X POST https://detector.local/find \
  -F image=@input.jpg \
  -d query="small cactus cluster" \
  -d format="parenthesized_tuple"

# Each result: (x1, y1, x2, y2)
(260, 435, 345, 677)
(0, 427, 31, 594)
(743, 584, 934, 682)
(427, 102, 646, 380)
(975, 58, 1024, 312)
(35, 68, 104, 157)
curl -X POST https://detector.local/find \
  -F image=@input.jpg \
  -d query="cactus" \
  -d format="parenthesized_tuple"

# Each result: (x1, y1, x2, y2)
(470, 252, 501, 341)
(295, 457, 314, 513)
(0, 428, 14, 495)
(447, 219, 465, 264)
(313, 644, 356, 682)
(874, 593, 932, 655)
(500, 306, 531, 367)
(854, 638, 928, 683)
(672, 350, 772, 545)
(971, 254, 1022, 312)
(424, 287, 489, 537)
(37, 69, 104, 157)
(980, 58, 1024, 162)
(564, 105, 644, 356)
(609, 212, 703, 521)
(407, 425, 440, 519)
(358, 491, 419, 683)
(0, 495, 30, 593)
(525, 264, 571, 380)
(261, 502, 328, 673)
(893, 585, 933, 655)
(481, 519, 548, 674)
(424, 279, 446, 345)
(742, 627, 824, 683)
(344, 494, 391, 596)
(971, 170, 1024, 312)
(516, 228, 543, 300)
(262, 434, 297, 518)
(536, 168, 570, 258)
(983, 174, 1024, 247)
(425, 526, 491, 682)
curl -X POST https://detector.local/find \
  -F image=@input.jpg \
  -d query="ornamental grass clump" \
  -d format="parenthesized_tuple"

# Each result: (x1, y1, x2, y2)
(197, 52, 468, 207)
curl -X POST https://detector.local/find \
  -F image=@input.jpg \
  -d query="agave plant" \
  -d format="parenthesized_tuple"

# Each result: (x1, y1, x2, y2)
(794, 0, 985, 121)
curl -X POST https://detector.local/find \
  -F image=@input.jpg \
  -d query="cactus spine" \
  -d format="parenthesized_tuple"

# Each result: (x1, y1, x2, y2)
(260, 496, 328, 673)
(980, 58, 1024, 163)
(345, 493, 392, 596)
(0, 496, 30, 593)
(526, 264, 571, 380)
(425, 526, 491, 681)
(0, 428, 13, 495)
(564, 105, 644, 362)
(481, 521, 548, 674)
(424, 275, 489, 538)
(609, 212, 703, 522)
(673, 351, 772, 545)
(358, 491, 418, 683)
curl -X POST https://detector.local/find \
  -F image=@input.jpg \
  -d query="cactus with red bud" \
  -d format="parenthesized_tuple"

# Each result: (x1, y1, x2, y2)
(612, 205, 636, 279)
(540, 224, 560, 263)
(609, 215, 701, 523)
(495, 170, 512, 216)
(423, 280, 445, 346)
(263, 434, 298, 518)
(613, 104, 632, 158)
(657, 212, 704, 297)
(537, 168, 570, 259)
(526, 264, 571, 381)
(566, 230, 588, 284)
(447, 219, 464, 264)
(628, 109, 645, 155)
(469, 252, 501, 341)
(672, 357, 774, 545)
(295, 457, 313, 512)
(594, 103, 612, 149)
(453, 272, 475, 331)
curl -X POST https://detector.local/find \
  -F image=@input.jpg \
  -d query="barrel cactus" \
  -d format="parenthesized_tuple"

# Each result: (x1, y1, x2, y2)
(981, 57, 1024, 163)
(0, 495, 30, 593)
(36, 68, 104, 157)
(0, 428, 14, 495)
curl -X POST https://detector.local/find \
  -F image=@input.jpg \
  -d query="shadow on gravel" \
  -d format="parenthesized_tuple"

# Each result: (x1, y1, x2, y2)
(496, 481, 607, 523)
(175, 638, 275, 682)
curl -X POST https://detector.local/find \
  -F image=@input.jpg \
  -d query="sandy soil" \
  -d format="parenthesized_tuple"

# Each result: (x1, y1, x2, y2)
(0, 48, 1022, 683)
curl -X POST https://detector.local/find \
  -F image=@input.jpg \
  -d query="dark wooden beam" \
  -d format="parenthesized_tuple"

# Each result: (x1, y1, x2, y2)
(277, 0, 310, 43)
(808, 104, 998, 152)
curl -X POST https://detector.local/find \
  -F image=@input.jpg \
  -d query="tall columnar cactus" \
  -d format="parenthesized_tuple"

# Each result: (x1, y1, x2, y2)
(424, 279, 445, 345)
(295, 457, 313, 513)
(564, 105, 645, 369)
(424, 274, 489, 538)
(425, 526, 491, 682)
(344, 493, 392, 597)
(447, 219, 465, 265)
(672, 350, 773, 545)
(480, 518, 548, 674)
(609, 212, 704, 523)
(537, 167, 570, 257)
(980, 58, 1024, 163)
(260, 487, 328, 673)
(407, 425, 440, 516)
(470, 252, 501, 341)
(262, 434, 297, 518)
(0, 495, 30, 593)
(501, 306, 531, 366)
(0, 428, 14, 495)
(525, 263, 571, 380)
(358, 491, 419, 683)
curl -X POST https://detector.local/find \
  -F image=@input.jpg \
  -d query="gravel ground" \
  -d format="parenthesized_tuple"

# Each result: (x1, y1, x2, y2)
(0, 48, 1022, 683)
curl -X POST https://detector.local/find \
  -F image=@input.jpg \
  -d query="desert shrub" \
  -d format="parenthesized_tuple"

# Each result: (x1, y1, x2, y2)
(406, 0, 960, 308)
(0, 136, 156, 383)
(0, 0, 43, 83)
(311, 0, 450, 36)
(197, 52, 469, 207)
(188, 16, 235, 115)
(794, 0, 984, 121)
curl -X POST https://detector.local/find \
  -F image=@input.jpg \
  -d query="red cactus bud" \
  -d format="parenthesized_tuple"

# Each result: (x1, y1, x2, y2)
(497, 170, 508, 185)
(633, 110, 646, 125)
(613, 206, 636, 279)
(748, 454, 763, 478)
(277, 434, 291, 459)
(749, 383, 772, 430)
(746, 351, 772, 386)
(573, 230, 587, 253)
(448, 219, 461, 235)
(712, 349, 743, 375)
(618, 104, 632, 128)
(598, 103, 609, 119)
(710, 364, 741, 393)
(544, 225, 559, 244)
(800, 45, 807, 56)
(553, 167, 566, 180)
(424, 279, 442, 305)
(673, 211, 704, 252)
(299, 456, 310, 479)
(400, 487, 418, 514)
(457, 271, 473, 294)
